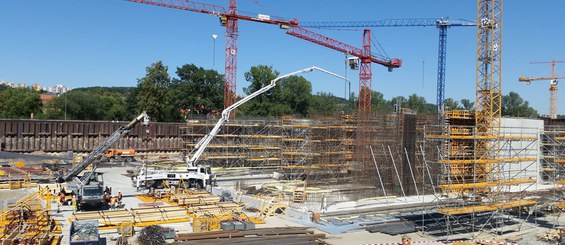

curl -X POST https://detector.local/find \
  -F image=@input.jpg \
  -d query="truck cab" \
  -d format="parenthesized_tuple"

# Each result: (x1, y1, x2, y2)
(105, 149, 136, 162)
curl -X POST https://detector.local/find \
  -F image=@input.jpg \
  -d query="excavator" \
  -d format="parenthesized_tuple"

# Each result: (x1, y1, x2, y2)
(57, 112, 149, 209)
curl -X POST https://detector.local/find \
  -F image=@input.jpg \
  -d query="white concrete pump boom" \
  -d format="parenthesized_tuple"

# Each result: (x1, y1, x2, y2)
(185, 66, 349, 168)
(60, 112, 149, 183)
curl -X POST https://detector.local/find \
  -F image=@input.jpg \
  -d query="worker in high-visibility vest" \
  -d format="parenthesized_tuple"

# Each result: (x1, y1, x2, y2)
(109, 196, 116, 210)
(71, 195, 77, 213)
(117, 191, 123, 207)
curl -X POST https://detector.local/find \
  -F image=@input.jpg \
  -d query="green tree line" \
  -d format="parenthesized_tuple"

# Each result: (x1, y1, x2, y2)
(0, 61, 549, 121)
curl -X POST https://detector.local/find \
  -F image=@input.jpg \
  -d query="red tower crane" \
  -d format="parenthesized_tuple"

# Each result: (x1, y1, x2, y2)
(286, 27, 401, 113)
(127, 0, 401, 114)
(127, 0, 298, 109)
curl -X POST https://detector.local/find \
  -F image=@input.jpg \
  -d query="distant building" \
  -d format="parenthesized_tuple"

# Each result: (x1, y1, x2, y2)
(31, 84, 42, 91)
(52, 84, 70, 94)
(18, 83, 25, 88)
(40, 93, 57, 105)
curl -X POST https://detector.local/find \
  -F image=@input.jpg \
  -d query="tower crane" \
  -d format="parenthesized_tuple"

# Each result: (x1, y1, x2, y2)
(127, 0, 298, 110)
(300, 18, 476, 113)
(519, 60, 565, 119)
(127, 0, 401, 114)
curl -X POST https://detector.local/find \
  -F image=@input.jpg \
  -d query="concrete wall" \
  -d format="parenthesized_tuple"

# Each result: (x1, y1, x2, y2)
(500, 117, 543, 191)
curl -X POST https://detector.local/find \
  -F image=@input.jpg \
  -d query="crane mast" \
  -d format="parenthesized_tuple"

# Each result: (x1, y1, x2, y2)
(300, 17, 476, 113)
(127, 0, 400, 114)
(519, 60, 564, 119)
(127, 0, 298, 110)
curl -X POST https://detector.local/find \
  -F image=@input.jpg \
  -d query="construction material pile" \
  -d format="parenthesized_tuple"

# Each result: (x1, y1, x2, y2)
(71, 220, 99, 242)
(173, 227, 327, 245)
(137, 225, 175, 245)
(72, 206, 189, 228)
(0, 191, 62, 244)
(171, 191, 243, 218)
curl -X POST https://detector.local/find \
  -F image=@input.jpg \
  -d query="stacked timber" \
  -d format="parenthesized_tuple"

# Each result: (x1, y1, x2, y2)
(176, 193, 220, 206)
(172, 227, 326, 245)
(72, 210, 133, 225)
(186, 202, 242, 217)
(72, 206, 189, 227)
(170, 192, 243, 218)
(130, 206, 189, 223)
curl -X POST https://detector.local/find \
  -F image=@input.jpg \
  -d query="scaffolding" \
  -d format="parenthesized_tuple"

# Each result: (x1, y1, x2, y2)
(541, 126, 565, 183)
(424, 111, 540, 239)
(180, 113, 435, 203)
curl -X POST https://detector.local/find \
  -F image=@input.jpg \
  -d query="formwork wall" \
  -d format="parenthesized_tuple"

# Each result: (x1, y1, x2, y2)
(182, 113, 436, 197)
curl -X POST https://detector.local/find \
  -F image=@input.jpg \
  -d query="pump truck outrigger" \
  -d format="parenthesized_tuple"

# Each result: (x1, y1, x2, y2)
(57, 112, 149, 210)
(133, 66, 348, 190)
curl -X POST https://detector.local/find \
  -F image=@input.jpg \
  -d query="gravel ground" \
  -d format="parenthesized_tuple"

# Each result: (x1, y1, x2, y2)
(0, 151, 67, 164)
(0, 189, 34, 209)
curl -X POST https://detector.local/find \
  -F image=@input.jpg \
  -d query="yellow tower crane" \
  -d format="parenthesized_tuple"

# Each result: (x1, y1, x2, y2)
(519, 60, 564, 119)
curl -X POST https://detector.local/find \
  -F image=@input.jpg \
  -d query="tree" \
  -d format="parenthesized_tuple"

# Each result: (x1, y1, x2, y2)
(0, 87, 42, 118)
(502, 91, 538, 117)
(406, 94, 427, 113)
(0, 84, 8, 92)
(371, 91, 391, 113)
(460, 99, 475, 111)
(240, 65, 281, 116)
(170, 64, 224, 116)
(389, 96, 407, 112)
(309, 92, 339, 116)
(444, 98, 461, 110)
(43, 89, 128, 120)
(136, 61, 173, 122)
(279, 75, 312, 116)
(240, 65, 314, 117)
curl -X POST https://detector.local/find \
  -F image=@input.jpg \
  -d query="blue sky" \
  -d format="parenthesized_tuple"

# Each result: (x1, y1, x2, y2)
(1, 0, 563, 115)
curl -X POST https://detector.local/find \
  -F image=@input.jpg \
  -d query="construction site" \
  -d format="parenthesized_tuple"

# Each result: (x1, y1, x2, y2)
(1, 0, 565, 245)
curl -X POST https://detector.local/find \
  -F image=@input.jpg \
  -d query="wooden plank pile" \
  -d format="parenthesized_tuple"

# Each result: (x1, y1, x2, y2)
(72, 206, 190, 228)
(172, 227, 327, 245)
(537, 229, 562, 242)
(171, 192, 243, 218)
(131, 206, 190, 223)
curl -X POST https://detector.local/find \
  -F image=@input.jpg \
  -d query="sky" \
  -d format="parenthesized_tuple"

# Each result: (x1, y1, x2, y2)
(0, 0, 563, 115)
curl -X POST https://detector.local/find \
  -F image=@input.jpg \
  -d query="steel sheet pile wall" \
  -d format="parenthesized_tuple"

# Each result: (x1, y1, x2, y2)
(0, 119, 184, 152)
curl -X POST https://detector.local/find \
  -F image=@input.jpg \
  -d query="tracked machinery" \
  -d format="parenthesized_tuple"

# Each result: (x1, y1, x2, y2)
(57, 112, 149, 209)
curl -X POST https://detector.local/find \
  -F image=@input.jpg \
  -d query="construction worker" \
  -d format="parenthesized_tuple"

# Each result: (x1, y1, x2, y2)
(71, 195, 77, 212)
(55, 192, 61, 213)
(117, 191, 123, 207)
(59, 192, 66, 205)
(109, 196, 116, 210)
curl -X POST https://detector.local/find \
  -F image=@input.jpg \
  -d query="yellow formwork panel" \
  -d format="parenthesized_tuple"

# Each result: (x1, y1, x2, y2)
(439, 178, 536, 190)
(439, 157, 537, 164)
(555, 202, 565, 208)
(555, 180, 565, 185)
(445, 110, 473, 119)
(439, 199, 536, 215)
(426, 134, 537, 140)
